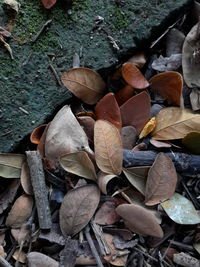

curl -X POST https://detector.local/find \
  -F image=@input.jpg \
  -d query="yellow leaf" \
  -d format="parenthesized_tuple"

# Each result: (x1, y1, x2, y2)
(139, 117, 156, 139)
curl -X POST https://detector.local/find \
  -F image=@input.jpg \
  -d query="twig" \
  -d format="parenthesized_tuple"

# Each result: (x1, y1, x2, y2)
(21, 52, 32, 67)
(100, 28, 120, 50)
(169, 240, 194, 251)
(0, 36, 13, 59)
(49, 64, 63, 87)
(19, 107, 29, 115)
(133, 246, 159, 263)
(26, 151, 52, 230)
(84, 225, 104, 267)
(59, 237, 78, 267)
(32, 19, 52, 43)
(0, 256, 13, 267)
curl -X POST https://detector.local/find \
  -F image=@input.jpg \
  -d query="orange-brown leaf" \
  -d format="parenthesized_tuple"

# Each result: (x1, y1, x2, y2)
(149, 71, 183, 106)
(30, 124, 47, 145)
(115, 85, 135, 106)
(120, 92, 151, 134)
(95, 93, 122, 129)
(94, 120, 123, 175)
(116, 204, 163, 238)
(122, 62, 149, 89)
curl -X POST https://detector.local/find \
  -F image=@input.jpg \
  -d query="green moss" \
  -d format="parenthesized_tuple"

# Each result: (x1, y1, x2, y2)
(110, 7, 129, 29)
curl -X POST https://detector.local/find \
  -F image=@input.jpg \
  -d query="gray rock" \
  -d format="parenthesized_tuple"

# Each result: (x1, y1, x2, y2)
(0, 0, 192, 152)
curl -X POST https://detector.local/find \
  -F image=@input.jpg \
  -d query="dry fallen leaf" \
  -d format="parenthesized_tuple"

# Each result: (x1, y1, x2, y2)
(120, 91, 151, 134)
(116, 204, 163, 238)
(12, 249, 26, 263)
(152, 107, 200, 140)
(190, 89, 200, 111)
(127, 52, 146, 68)
(94, 200, 120, 225)
(30, 124, 47, 145)
(20, 161, 33, 195)
(120, 126, 137, 150)
(59, 184, 100, 237)
(40, 0, 57, 9)
(94, 120, 122, 175)
(61, 68, 106, 104)
(95, 93, 122, 129)
(97, 171, 118, 195)
(122, 62, 149, 89)
(0, 153, 25, 178)
(149, 71, 183, 106)
(59, 151, 97, 181)
(115, 85, 135, 106)
(45, 105, 93, 167)
(151, 54, 182, 72)
(139, 117, 156, 139)
(182, 22, 200, 88)
(3, 0, 20, 13)
(145, 153, 177, 205)
(77, 116, 95, 144)
(6, 194, 33, 228)
(27, 252, 59, 267)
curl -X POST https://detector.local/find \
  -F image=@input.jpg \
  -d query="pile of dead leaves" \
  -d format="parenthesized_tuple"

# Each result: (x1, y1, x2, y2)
(0, 8, 200, 267)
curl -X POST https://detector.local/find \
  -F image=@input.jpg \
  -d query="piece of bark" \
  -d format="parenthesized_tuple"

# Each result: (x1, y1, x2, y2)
(59, 238, 78, 267)
(26, 151, 52, 229)
(123, 150, 200, 177)
(173, 252, 200, 267)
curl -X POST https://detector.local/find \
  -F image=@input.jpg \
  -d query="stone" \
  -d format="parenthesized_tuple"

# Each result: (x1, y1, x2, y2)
(0, 0, 192, 152)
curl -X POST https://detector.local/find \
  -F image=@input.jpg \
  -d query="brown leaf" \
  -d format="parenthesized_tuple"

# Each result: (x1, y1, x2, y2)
(27, 252, 58, 267)
(152, 107, 200, 140)
(30, 124, 47, 145)
(122, 62, 149, 89)
(97, 171, 118, 195)
(61, 68, 106, 104)
(95, 93, 122, 129)
(103, 233, 129, 266)
(6, 194, 33, 228)
(149, 72, 183, 106)
(59, 151, 97, 181)
(59, 184, 100, 237)
(45, 105, 93, 167)
(182, 22, 200, 88)
(182, 132, 200, 155)
(120, 92, 151, 134)
(20, 161, 33, 195)
(77, 116, 95, 144)
(121, 126, 137, 150)
(115, 85, 135, 106)
(94, 201, 120, 225)
(145, 153, 177, 205)
(116, 204, 163, 238)
(94, 120, 122, 175)
(40, 0, 57, 9)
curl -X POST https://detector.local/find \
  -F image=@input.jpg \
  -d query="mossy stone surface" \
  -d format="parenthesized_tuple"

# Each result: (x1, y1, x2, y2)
(0, 0, 192, 152)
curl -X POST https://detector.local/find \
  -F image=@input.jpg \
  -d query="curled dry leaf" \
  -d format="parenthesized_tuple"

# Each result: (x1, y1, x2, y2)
(182, 132, 200, 155)
(145, 153, 177, 206)
(30, 124, 47, 145)
(139, 117, 156, 139)
(120, 91, 151, 134)
(127, 52, 146, 68)
(45, 105, 92, 167)
(95, 93, 122, 129)
(103, 233, 129, 266)
(122, 62, 149, 89)
(94, 120, 122, 175)
(59, 151, 97, 181)
(115, 85, 135, 106)
(149, 72, 183, 106)
(166, 28, 185, 57)
(61, 68, 106, 105)
(6, 194, 33, 228)
(151, 54, 182, 72)
(0, 153, 25, 179)
(182, 22, 200, 88)
(77, 116, 95, 144)
(20, 161, 33, 195)
(152, 107, 200, 140)
(37, 123, 49, 159)
(3, 0, 20, 13)
(161, 193, 200, 225)
(27, 252, 58, 267)
(123, 166, 150, 195)
(94, 200, 120, 225)
(97, 171, 118, 195)
(116, 204, 163, 238)
(59, 184, 100, 237)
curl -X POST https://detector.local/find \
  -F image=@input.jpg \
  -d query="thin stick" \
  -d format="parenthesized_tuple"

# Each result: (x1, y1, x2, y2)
(84, 225, 104, 267)
(133, 246, 159, 263)
(49, 64, 63, 86)
(0, 256, 13, 267)
(26, 151, 52, 230)
(32, 19, 52, 43)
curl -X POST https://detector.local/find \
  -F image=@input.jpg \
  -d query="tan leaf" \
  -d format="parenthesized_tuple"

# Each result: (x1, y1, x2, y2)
(182, 22, 200, 88)
(116, 204, 163, 238)
(6, 194, 33, 228)
(20, 161, 33, 195)
(59, 184, 100, 237)
(94, 201, 120, 225)
(139, 117, 156, 139)
(61, 68, 106, 104)
(123, 166, 150, 195)
(103, 233, 129, 266)
(152, 107, 200, 140)
(145, 153, 177, 205)
(12, 249, 26, 263)
(27, 252, 58, 267)
(0, 153, 25, 178)
(94, 120, 122, 175)
(190, 89, 200, 111)
(97, 171, 118, 195)
(45, 105, 93, 167)
(59, 151, 97, 181)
